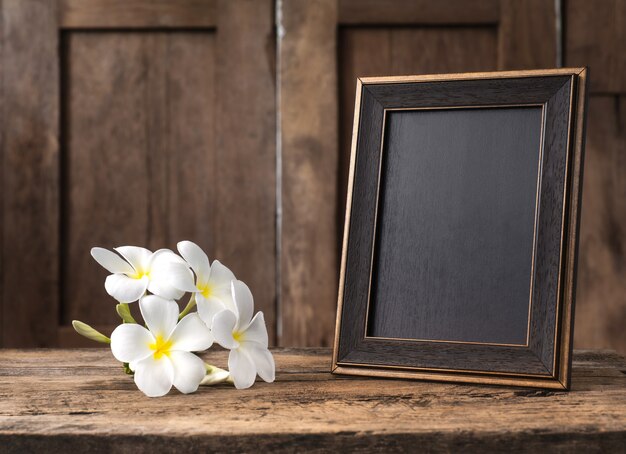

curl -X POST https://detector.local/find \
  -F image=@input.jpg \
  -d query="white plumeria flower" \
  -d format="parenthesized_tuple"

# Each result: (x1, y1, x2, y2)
(209, 280, 275, 389)
(91, 246, 191, 303)
(169, 240, 237, 325)
(110, 295, 213, 397)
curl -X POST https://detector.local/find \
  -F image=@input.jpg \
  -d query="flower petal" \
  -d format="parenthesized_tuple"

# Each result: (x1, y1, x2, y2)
(146, 280, 182, 301)
(169, 313, 213, 352)
(228, 348, 257, 390)
(91, 247, 135, 274)
(212, 286, 235, 312)
(240, 312, 269, 348)
(246, 343, 275, 383)
(208, 260, 236, 289)
(165, 262, 198, 293)
(149, 248, 187, 268)
(110, 324, 154, 363)
(115, 246, 152, 274)
(139, 295, 179, 339)
(177, 241, 211, 287)
(147, 279, 185, 301)
(196, 294, 227, 328)
(169, 350, 206, 394)
(231, 280, 254, 329)
(104, 274, 148, 303)
(147, 249, 188, 300)
(212, 309, 239, 350)
(133, 355, 175, 397)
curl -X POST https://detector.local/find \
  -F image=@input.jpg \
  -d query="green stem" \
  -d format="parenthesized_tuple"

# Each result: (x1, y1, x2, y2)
(178, 293, 197, 320)
(116, 303, 137, 324)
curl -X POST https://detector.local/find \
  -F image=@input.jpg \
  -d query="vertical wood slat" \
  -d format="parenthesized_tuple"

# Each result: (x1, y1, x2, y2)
(1, 0, 59, 346)
(565, 1, 626, 354)
(215, 0, 277, 343)
(279, 0, 339, 346)
(565, 0, 626, 93)
(575, 96, 626, 353)
(498, 0, 557, 69)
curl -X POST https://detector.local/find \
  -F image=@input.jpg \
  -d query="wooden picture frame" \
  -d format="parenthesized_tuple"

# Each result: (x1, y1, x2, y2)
(332, 69, 588, 390)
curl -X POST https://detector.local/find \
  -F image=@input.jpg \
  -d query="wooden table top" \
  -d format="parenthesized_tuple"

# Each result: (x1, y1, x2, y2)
(1, 348, 625, 452)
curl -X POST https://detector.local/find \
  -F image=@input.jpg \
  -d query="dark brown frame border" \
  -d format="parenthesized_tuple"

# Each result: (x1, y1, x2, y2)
(332, 68, 588, 390)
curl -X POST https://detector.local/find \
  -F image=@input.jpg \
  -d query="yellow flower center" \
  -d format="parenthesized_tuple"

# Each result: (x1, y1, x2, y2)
(233, 331, 244, 343)
(132, 270, 150, 280)
(197, 283, 214, 298)
(149, 334, 173, 360)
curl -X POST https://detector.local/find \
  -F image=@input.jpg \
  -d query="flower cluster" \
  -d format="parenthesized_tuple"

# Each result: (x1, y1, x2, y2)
(73, 241, 275, 397)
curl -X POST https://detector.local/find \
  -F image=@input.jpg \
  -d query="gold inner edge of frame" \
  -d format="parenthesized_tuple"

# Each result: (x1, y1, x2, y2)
(362, 103, 546, 349)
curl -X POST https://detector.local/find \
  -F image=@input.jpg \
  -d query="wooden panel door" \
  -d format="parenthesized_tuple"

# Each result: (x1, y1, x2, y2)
(1, 0, 276, 347)
(279, 0, 557, 346)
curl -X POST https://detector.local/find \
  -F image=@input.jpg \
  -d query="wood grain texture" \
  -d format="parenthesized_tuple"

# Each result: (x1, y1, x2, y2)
(60, 0, 217, 29)
(565, 0, 626, 93)
(498, 0, 557, 70)
(576, 96, 626, 352)
(337, 89, 384, 360)
(366, 77, 571, 108)
(62, 31, 217, 327)
(279, 0, 339, 347)
(338, 0, 499, 25)
(527, 78, 573, 372)
(565, 1, 626, 355)
(0, 348, 624, 452)
(214, 0, 276, 343)
(1, 0, 59, 347)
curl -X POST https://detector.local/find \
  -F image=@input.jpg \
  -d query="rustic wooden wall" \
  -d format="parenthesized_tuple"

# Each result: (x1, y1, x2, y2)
(1, 0, 276, 347)
(566, 0, 626, 353)
(1, 0, 624, 352)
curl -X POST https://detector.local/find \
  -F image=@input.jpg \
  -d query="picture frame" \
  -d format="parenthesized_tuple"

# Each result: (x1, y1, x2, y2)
(332, 68, 588, 390)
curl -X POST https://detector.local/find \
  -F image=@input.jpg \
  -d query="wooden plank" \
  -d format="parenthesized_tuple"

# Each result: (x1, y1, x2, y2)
(576, 95, 626, 353)
(215, 0, 276, 343)
(60, 0, 217, 29)
(279, 0, 339, 347)
(0, 348, 624, 452)
(338, 0, 500, 25)
(498, 0, 557, 70)
(1, 0, 59, 347)
(565, 0, 626, 93)
(62, 31, 217, 327)
(389, 27, 497, 74)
